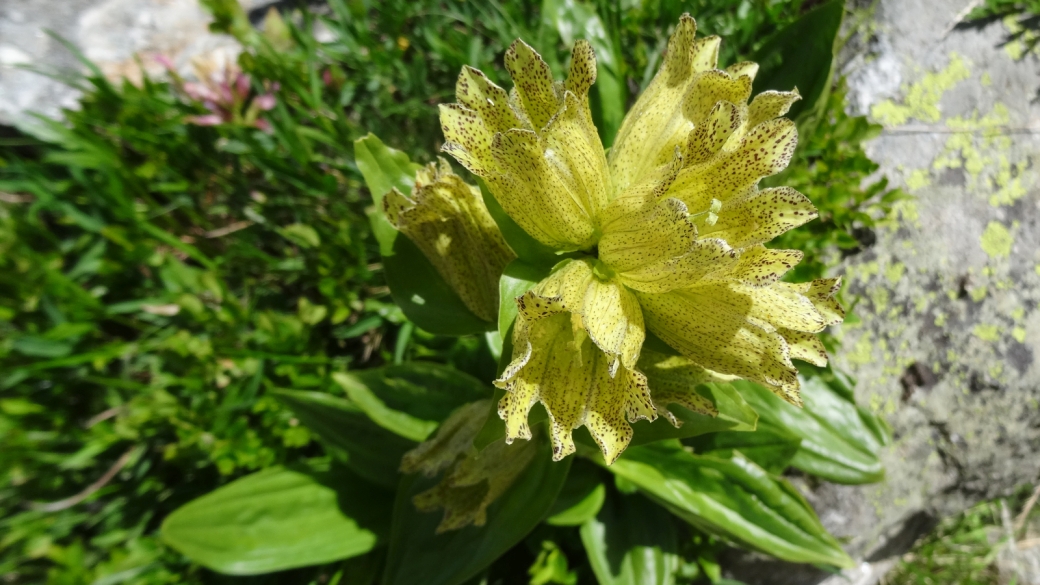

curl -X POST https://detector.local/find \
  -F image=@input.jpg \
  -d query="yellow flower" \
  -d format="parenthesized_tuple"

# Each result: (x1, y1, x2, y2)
(384, 159, 515, 322)
(440, 15, 843, 464)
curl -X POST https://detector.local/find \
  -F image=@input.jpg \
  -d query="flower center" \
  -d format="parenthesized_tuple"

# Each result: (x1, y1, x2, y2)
(590, 257, 616, 281)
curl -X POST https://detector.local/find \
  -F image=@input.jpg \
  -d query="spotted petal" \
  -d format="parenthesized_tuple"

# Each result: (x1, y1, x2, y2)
(779, 328, 829, 367)
(383, 160, 515, 322)
(534, 259, 645, 371)
(609, 15, 723, 195)
(505, 39, 561, 130)
(488, 128, 599, 249)
(495, 290, 655, 464)
(667, 118, 799, 212)
(599, 198, 695, 274)
(638, 349, 723, 427)
(701, 186, 819, 249)
(637, 284, 801, 404)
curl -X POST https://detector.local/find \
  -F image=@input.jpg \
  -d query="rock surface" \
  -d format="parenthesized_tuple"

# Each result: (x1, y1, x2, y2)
(729, 0, 1040, 583)
(0, 0, 275, 127)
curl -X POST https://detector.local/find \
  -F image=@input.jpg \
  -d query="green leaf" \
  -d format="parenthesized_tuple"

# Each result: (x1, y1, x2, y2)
(580, 490, 680, 585)
(11, 336, 74, 358)
(732, 376, 886, 484)
(605, 442, 854, 568)
(332, 362, 491, 443)
(273, 390, 415, 488)
(824, 369, 892, 448)
(161, 460, 392, 575)
(384, 233, 492, 335)
(546, 459, 606, 526)
(354, 133, 490, 335)
(686, 426, 802, 475)
(630, 383, 758, 446)
(278, 222, 321, 248)
(752, 0, 844, 121)
(382, 439, 572, 585)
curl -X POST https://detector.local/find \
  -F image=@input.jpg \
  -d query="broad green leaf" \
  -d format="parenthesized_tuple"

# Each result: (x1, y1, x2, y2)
(354, 133, 421, 254)
(382, 438, 571, 585)
(278, 222, 321, 248)
(605, 442, 854, 568)
(273, 389, 414, 488)
(630, 383, 758, 446)
(541, 0, 626, 145)
(580, 490, 680, 585)
(823, 369, 892, 448)
(384, 235, 492, 335)
(546, 459, 606, 526)
(161, 460, 392, 575)
(686, 426, 802, 474)
(332, 363, 491, 443)
(752, 0, 843, 121)
(732, 376, 886, 484)
(11, 336, 74, 358)
(355, 133, 490, 335)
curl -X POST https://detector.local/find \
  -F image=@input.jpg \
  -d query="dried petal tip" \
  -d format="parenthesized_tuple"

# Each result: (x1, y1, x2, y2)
(384, 160, 515, 322)
(404, 402, 538, 533)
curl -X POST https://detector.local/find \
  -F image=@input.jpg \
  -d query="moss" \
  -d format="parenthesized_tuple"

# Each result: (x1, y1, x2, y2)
(870, 53, 971, 126)
(972, 323, 1000, 342)
(1012, 327, 1027, 343)
(848, 332, 875, 365)
(979, 221, 1013, 259)
(989, 362, 1004, 379)
(885, 262, 906, 285)
(905, 169, 932, 191)
(930, 104, 1033, 209)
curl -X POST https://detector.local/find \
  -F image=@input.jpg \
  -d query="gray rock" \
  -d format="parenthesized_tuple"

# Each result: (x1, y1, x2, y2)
(0, 0, 276, 128)
(729, 0, 1040, 583)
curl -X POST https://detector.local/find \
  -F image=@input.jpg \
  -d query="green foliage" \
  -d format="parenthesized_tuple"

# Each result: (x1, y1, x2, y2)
(383, 439, 572, 585)
(966, 0, 1040, 57)
(0, 0, 903, 583)
(580, 490, 681, 585)
(970, 0, 1040, 12)
(355, 134, 492, 334)
(545, 461, 608, 527)
(727, 372, 889, 484)
(884, 484, 1040, 585)
(273, 389, 416, 488)
(160, 459, 391, 575)
(605, 442, 854, 568)
(753, 0, 843, 122)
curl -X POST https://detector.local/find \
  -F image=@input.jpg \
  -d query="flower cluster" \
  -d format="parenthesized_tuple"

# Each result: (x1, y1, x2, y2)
(402, 14, 844, 466)
(159, 53, 278, 131)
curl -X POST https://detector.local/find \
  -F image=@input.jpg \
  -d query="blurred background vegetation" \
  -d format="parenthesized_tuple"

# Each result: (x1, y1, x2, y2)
(0, 0, 1033, 583)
